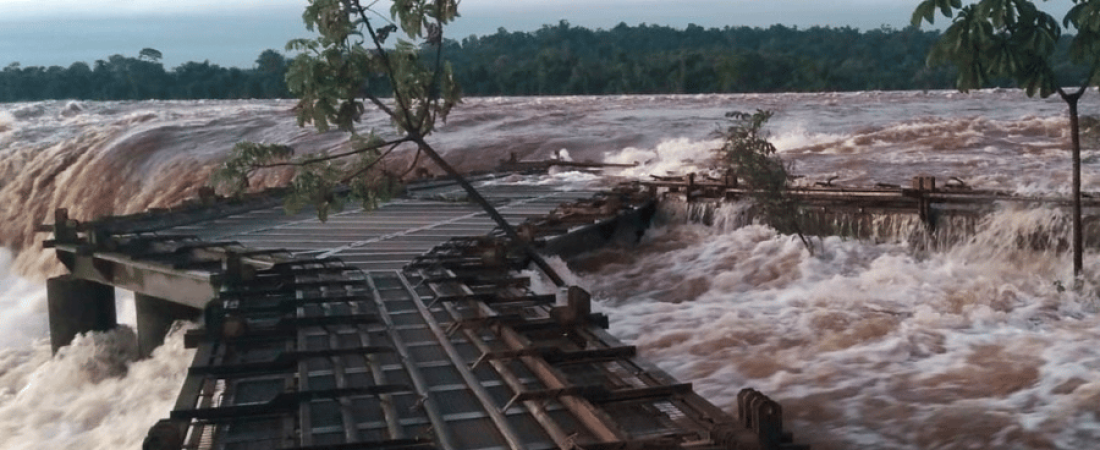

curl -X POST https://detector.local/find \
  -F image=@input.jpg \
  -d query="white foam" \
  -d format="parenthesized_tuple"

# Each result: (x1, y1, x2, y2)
(769, 122, 846, 153)
(603, 137, 721, 179)
(0, 249, 47, 348)
(59, 101, 84, 118)
(475, 170, 602, 190)
(0, 111, 14, 133)
(0, 325, 195, 450)
(579, 209, 1100, 448)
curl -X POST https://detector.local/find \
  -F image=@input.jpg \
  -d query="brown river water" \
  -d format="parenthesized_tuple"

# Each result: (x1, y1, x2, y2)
(2, 91, 1099, 449)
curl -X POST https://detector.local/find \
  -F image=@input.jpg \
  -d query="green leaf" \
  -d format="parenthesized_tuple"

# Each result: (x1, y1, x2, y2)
(938, 0, 957, 17)
(913, 0, 938, 26)
(224, 0, 464, 222)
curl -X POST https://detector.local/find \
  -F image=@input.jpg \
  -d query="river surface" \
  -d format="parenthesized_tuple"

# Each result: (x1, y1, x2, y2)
(2, 92, 1100, 449)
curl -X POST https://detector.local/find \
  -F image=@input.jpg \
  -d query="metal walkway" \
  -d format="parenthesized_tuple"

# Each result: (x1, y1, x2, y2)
(42, 177, 805, 450)
(156, 181, 601, 271)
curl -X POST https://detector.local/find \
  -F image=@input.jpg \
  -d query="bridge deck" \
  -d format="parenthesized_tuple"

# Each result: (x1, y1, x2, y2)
(154, 181, 599, 272)
(44, 178, 803, 450)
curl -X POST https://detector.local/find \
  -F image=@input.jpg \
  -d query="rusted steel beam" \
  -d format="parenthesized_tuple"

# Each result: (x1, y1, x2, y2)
(470, 345, 637, 368)
(53, 179, 814, 450)
(583, 324, 783, 450)
(394, 275, 528, 450)
(477, 302, 626, 444)
(187, 346, 395, 377)
(170, 385, 413, 421)
(427, 291, 556, 306)
(509, 383, 693, 405)
(285, 439, 437, 450)
(446, 269, 776, 449)
(361, 274, 458, 450)
(441, 304, 581, 450)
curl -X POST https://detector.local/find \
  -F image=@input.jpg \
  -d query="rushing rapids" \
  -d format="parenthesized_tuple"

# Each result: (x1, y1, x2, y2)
(2, 91, 1100, 449)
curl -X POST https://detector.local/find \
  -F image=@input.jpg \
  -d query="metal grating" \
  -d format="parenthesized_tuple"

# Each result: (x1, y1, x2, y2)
(42, 178, 806, 450)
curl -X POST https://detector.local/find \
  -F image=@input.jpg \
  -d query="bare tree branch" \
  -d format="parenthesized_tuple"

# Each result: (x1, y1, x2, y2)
(353, 1, 419, 136)
(340, 140, 404, 184)
(400, 148, 424, 178)
(251, 137, 410, 169)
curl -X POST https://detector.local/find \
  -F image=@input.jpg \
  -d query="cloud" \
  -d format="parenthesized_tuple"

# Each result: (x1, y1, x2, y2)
(0, 0, 306, 20)
(0, 8, 306, 68)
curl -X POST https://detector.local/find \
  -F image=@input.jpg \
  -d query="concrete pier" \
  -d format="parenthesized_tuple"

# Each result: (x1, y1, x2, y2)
(47, 275, 116, 354)
(135, 294, 201, 358)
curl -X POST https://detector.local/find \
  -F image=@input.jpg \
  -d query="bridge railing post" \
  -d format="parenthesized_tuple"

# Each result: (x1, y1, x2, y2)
(911, 175, 936, 230)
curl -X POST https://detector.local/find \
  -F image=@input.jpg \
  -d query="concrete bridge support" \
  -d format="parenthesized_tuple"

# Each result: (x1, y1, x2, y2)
(47, 275, 116, 354)
(136, 294, 201, 358)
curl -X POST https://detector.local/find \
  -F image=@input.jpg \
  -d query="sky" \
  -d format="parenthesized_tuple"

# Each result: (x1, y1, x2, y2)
(0, 0, 1077, 69)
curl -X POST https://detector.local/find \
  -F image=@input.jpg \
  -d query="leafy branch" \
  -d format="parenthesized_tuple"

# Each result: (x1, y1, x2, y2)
(716, 110, 814, 254)
(213, 0, 460, 216)
(913, 0, 1100, 277)
(211, 0, 567, 286)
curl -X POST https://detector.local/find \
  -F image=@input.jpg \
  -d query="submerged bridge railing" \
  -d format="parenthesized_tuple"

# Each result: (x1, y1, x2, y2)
(38, 179, 808, 450)
(641, 174, 1100, 246)
(645, 174, 1100, 215)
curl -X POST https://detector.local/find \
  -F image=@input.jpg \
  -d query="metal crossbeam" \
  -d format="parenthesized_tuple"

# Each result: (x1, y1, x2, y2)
(170, 385, 413, 421)
(188, 346, 395, 377)
(41, 181, 809, 450)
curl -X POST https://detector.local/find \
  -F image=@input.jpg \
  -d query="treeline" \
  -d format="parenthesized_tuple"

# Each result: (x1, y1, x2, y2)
(0, 49, 290, 102)
(1, 22, 1093, 101)
(447, 21, 1089, 95)
(447, 22, 957, 94)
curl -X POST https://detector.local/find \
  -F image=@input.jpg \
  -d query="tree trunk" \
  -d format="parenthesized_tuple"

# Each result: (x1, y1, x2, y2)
(412, 137, 567, 287)
(1067, 93, 1084, 277)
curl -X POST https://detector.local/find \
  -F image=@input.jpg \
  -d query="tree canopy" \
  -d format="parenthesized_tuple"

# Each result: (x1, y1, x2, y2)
(913, 0, 1100, 277)
(445, 21, 957, 95)
(8, 20, 1100, 102)
(0, 23, 976, 102)
(717, 110, 813, 253)
(0, 49, 290, 102)
(212, 0, 570, 286)
(212, 0, 460, 219)
(139, 48, 163, 62)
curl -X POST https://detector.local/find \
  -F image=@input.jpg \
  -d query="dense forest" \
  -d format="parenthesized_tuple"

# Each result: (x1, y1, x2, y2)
(0, 49, 291, 102)
(0, 22, 1091, 102)
(447, 22, 958, 95)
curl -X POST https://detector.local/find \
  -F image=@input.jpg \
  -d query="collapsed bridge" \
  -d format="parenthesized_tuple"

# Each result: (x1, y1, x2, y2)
(39, 176, 806, 450)
(39, 168, 1099, 450)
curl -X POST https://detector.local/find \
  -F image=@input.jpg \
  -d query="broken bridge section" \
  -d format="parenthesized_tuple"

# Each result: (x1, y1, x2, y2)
(40, 177, 807, 450)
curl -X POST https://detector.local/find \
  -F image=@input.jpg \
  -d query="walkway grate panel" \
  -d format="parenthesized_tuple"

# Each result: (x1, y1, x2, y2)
(41, 180, 806, 450)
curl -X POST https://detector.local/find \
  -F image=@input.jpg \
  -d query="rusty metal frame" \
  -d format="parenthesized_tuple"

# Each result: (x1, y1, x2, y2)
(43, 180, 813, 450)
